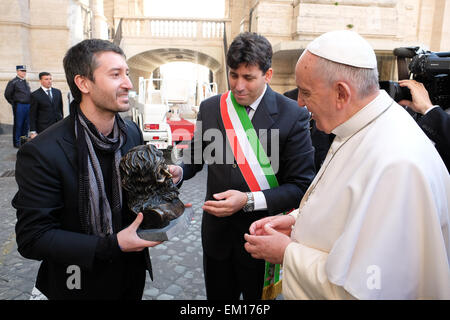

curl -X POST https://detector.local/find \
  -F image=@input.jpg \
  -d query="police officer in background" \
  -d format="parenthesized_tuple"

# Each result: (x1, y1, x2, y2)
(4, 65, 31, 148)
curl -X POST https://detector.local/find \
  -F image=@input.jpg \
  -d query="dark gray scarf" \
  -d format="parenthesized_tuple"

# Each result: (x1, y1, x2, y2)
(74, 105, 127, 236)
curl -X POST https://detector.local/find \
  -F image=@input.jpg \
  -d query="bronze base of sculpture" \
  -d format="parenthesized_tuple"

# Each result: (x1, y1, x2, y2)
(137, 206, 194, 241)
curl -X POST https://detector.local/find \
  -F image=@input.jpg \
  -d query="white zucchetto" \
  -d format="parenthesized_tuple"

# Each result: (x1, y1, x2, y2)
(306, 30, 377, 69)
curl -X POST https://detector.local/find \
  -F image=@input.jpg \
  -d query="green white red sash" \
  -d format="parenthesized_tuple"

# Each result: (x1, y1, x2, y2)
(219, 91, 278, 190)
(220, 90, 283, 300)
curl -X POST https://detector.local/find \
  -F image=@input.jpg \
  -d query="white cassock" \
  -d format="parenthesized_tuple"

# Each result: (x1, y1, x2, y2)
(283, 90, 450, 300)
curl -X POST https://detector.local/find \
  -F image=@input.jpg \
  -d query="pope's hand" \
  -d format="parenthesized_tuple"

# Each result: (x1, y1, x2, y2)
(249, 215, 296, 237)
(244, 223, 292, 264)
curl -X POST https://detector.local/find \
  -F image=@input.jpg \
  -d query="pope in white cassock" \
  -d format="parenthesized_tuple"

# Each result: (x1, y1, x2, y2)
(244, 30, 450, 299)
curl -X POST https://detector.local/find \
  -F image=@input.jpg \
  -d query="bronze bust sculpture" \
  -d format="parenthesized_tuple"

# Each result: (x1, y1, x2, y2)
(120, 144, 184, 229)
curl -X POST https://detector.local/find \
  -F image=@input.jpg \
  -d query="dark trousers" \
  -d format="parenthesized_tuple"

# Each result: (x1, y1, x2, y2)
(203, 250, 265, 300)
(14, 103, 30, 146)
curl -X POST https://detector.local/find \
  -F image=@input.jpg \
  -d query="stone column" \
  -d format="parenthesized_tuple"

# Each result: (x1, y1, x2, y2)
(226, 0, 248, 38)
(429, 0, 450, 51)
(90, 0, 108, 39)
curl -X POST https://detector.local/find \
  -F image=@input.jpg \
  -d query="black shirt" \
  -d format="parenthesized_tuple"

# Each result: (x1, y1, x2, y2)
(94, 145, 122, 262)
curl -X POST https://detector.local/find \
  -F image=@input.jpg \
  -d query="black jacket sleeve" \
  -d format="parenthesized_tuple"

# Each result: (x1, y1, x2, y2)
(180, 100, 206, 183)
(418, 107, 450, 172)
(56, 89, 64, 118)
(29, 93, 38, 131)
(13, 140, 100, 270)
(4, 79, 15, 105)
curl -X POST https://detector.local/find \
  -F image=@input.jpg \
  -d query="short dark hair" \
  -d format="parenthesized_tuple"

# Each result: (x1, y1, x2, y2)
(39, 72, 51, 79)
(226, 32, 272, 73)
(63, 39, 125, 103)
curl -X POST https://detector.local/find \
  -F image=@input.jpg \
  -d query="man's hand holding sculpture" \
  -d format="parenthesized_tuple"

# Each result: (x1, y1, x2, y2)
(119, 144, 193, 245)
(116, 212, 161, 252)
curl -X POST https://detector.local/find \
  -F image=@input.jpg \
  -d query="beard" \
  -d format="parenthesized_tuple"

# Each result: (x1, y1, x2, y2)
(92, 88, 130, 114)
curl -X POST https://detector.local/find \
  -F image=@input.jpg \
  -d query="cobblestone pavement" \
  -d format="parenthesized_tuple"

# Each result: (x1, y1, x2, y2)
(0, 133, 208, 300)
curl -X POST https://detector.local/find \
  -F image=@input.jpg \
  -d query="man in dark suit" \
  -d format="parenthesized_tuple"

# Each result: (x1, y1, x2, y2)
(284, 88, 334, 171)
(29, 72, 63, 139)
(170, 32, 315, 300)
(399, 79, 450, 172)
(13, 39, 160, 299)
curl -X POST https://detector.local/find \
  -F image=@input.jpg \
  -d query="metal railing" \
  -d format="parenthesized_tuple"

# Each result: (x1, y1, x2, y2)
(118, 16, 229, 39)
(113, 16, 231, 91)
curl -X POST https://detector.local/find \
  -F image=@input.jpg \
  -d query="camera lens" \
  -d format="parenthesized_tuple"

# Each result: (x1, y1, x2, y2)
(379, 81, 411, 102)
(396, 84, 412, 102)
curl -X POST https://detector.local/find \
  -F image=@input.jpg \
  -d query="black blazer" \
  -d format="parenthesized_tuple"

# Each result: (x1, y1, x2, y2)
(417, 107, 450, 172)
(30, 87, 64, 133)
(182, 86, 315, 266)
(13, 113, 151, 299)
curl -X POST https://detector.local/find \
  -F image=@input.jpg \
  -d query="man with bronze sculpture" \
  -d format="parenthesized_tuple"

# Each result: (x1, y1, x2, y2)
(13, 39, 162, 299)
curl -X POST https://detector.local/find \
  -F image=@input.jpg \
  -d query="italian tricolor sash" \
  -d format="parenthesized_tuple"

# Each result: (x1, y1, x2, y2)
(220, 90, 283, 300)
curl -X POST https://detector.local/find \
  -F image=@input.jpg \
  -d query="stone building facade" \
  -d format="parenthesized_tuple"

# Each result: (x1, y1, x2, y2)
(237, 0, 450, 93)
(1, 0, 449, 129)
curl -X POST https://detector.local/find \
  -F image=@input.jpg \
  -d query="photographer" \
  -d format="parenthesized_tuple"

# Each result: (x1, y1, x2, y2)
(398, 79, 450, 172)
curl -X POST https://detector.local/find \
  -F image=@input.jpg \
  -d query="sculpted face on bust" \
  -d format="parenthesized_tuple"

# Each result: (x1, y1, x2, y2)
(120, 144, 184, 229)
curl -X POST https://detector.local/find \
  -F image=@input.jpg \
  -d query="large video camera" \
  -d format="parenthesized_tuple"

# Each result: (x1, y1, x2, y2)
(380, 47, 450, 110)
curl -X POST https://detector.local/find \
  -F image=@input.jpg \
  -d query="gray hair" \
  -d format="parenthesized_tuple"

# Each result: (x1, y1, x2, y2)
(314, 54, 379, 98)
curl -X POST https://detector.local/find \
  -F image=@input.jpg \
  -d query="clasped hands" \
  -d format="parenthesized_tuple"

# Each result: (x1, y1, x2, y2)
(167, 164, 294, 264)
(244, 215, 295, 265)
(201, 190, 295, 264)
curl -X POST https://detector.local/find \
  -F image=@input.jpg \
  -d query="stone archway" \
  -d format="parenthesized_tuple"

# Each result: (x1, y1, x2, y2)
(126, 48, 223, 90)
